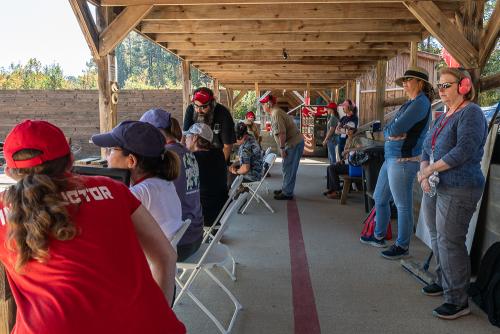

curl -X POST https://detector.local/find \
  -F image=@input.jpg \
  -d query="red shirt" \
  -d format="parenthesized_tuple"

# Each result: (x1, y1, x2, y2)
(0, 175, 186, 334)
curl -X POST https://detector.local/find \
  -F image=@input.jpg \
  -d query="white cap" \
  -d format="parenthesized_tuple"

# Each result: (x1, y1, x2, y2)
(182, 122, 213, 142)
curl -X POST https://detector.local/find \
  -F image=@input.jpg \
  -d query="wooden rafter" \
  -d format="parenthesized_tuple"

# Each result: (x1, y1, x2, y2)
(480, 72, 500, 92)
(233, 90, 248, 107)
(99, 5, 153, 57)
(144, 3, 456, 20)
(101, 0, 459, 5)
(404, 0, 479, 68)
(156, 32, 424, 43)
(316, 90, 331, 103)
(141, 19, 423, 34)
(68, 0, 100, 59)
(479, 0, 500, 68)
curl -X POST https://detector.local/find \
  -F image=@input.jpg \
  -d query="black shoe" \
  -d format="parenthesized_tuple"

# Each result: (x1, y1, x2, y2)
(433, 303, 470, 320)
(422, 283, 444, 296)
(360, 235, 388, 248)
(380, 244, 409, 260)
(274, 193, 293, 200)
(273, 189, 282, 195)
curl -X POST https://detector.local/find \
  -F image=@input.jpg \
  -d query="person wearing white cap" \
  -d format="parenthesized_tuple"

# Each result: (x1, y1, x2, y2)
(259, 93, 304, 200)
(184, 123, 228, 227)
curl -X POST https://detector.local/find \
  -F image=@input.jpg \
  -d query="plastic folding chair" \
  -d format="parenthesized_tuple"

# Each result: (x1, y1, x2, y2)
(240, 153, 276, 214)
(263, 146, 272, 157)
(171, 219, 191, 248)
(174, 192, 249, 334)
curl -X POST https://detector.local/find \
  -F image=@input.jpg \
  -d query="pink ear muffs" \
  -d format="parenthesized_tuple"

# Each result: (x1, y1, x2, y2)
(458, 77, 472, 95)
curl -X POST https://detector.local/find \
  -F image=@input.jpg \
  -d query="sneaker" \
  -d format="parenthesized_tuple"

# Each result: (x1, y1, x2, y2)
(273, 189, 282, 195)
(274, 193, 293, 200)
(326, 192, 340, 199)
(360, 235, 388, 248)
(422, 283, 444, 296)
(433, 303, 470, 320)
(381, 244, 409, 260)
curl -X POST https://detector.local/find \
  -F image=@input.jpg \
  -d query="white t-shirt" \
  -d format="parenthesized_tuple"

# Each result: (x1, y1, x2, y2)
(130, 177, 183, 242)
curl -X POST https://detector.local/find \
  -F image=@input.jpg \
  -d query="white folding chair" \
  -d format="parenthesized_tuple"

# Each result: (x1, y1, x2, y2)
(240, 153, 276, 214)
(171, 219, 191, 248)
(263, 146, 272, 157)
(174, 192, 249, 334)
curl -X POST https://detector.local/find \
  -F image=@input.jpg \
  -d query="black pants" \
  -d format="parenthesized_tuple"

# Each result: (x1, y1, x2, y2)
(177, 236, 203, 262)
(327, 163, 349, 192)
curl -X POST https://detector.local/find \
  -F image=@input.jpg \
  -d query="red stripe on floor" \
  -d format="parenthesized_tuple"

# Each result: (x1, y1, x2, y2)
(287, 199, 321, 334)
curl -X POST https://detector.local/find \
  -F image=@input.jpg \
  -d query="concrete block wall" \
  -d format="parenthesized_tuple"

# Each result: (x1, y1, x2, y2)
(0, 90, 184, 157)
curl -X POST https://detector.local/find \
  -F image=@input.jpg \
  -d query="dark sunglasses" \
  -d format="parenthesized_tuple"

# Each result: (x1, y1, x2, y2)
(193, 102, 210, 110)
(436, 82, 458, 90)
(401, 77, 415, 83)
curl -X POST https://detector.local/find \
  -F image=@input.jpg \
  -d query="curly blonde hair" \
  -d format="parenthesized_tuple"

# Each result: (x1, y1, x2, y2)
(3, 150, 77, 271)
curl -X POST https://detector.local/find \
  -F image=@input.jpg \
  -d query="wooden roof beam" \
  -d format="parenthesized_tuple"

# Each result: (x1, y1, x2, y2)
(163, 41, 410, 51)
(194, 64, 375, 71)
(479, 0, 500, 68)
(101, 0, 462, 5)
(155, 32, 424, 43)
(144, 3, 457, 20)
(141, 19, 423, 34)
(177, 50, 397, 57)
(99, 5, 153, 56)
(185, 56, 388, 62)
(404, 0, 479, 68)
(68, 0, 100, 59)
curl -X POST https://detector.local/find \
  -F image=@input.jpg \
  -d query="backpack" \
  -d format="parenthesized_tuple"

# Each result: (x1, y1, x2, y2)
(360, 207, 392, 240)
(468, 242, 500, 327)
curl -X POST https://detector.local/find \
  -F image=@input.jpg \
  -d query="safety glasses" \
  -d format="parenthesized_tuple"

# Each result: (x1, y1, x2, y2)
(436, 82, 457, 90)
(193, 103, 210, 110)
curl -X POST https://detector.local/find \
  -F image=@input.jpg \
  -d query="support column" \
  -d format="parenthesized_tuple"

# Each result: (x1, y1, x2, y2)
(461, 0, 485, 102)
(410, 41, 418, 67)
(226, 88, 234, 111)
(213, 78, 220, 101)
(375, 60, 388, 127)
(96, 6, 118, 158)
(181, 60, 191, 117)
(0, 268, 15, 334)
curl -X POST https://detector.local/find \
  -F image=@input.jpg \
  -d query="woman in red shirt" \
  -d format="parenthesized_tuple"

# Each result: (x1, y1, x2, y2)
(0, 120, 185, 334)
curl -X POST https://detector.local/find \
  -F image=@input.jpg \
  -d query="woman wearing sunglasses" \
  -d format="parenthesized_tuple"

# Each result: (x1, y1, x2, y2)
(360, 66, 434, 260)
(417, 68, 487, 320)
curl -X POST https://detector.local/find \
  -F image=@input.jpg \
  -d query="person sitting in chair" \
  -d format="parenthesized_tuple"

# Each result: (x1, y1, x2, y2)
(229, 122, 263, 183)
(323, 122, 363, 199)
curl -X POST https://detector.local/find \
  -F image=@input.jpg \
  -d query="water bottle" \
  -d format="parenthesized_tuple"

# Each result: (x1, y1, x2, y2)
(427, 172, 439, 197)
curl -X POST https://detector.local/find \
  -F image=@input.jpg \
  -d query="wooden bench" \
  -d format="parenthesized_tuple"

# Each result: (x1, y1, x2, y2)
(339, 175, 363, 205)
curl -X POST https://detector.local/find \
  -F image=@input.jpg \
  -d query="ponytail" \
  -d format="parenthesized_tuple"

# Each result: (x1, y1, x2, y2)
(161, 150, 180, 181)
(3, 150, 76, 272)
(122, 148, 180, 182)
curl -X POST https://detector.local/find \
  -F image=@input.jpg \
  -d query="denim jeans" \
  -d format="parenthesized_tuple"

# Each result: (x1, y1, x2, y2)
(327, 136, 337, 165)
(282, 140, 304, 196)
(421, 186, 483, 306)
(373, 158, 419, 249)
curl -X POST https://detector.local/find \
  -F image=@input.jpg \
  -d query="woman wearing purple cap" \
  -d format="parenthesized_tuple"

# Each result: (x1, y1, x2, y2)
(140, 108, 204, 261)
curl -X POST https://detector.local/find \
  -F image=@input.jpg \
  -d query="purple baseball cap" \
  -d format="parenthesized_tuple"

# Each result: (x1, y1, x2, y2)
(139, 108, 172, 129)
(91, 120, 166, 157)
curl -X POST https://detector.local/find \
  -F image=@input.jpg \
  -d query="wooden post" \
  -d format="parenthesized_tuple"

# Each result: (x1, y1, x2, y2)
(410, 41, 418, 67)
(96, 6, 118, 158)
(255, 82, 262, 128)
(213, 78, 220, 101)
(375, 60, 387, 127)
(461, 0, 485, 102)
(0, 268, 15, 334)
(226, 88, 234, 111)
(181, 60, 191, 117)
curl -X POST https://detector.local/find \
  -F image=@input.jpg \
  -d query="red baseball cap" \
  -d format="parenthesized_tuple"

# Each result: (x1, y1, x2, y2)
(259, 94, 277, 104)
(326, 102, 337, 110)
(192, 90, 214, 105)
(246, 111, 255, 119)
(4, 120, 70, 169)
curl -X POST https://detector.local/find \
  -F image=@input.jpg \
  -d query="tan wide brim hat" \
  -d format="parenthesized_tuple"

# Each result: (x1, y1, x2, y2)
(395, 66, 432, 87)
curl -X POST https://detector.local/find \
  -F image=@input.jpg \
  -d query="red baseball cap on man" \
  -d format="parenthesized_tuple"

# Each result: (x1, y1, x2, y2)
(326, 102, 337, 110)
(4, 120, 70, 169)
(259, 94, 277, 104)
(246, 111, 255, 119)
(192, 90, 214, 105)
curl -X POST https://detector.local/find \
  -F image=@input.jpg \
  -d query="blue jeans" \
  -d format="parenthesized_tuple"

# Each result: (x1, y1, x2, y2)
(282, 140, 304, 196)
(327, 136, 337, 165)
(373, 158, 419, 248)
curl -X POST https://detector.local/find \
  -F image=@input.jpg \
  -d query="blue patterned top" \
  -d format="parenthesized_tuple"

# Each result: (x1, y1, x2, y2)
(238, 136, 263, 182)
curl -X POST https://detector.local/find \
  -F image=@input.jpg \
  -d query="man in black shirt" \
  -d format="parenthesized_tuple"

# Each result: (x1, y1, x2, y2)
(183, 87, 236, 161)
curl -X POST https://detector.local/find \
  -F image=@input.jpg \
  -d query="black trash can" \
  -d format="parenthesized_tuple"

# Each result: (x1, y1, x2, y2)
(361, 145, 385, 212)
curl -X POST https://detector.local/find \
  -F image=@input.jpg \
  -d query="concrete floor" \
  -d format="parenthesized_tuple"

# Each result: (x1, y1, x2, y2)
(174, 158, 498, 334)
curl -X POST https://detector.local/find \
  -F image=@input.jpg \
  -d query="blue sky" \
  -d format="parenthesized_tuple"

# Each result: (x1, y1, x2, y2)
(0, 1, 92, 76)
